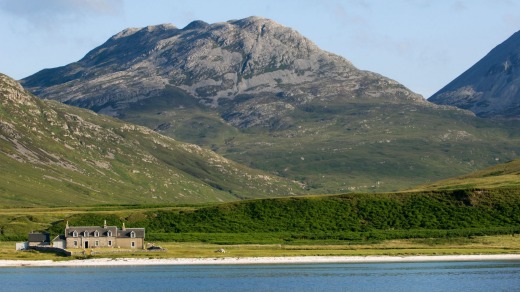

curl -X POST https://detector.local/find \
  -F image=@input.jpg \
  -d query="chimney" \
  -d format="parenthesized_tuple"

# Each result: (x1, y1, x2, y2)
(65, 221, 69, 229)
(104, 220, 107, 228)
(122, 222, 126, 231)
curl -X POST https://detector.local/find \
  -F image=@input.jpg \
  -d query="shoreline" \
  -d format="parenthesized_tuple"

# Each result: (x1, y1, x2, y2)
(1, 254, 520, 267)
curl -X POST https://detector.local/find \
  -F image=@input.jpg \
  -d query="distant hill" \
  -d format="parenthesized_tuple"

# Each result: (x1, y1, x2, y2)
(0, 73, 302, 206)
(429, 30, 520, 118)
(21, 17, 520, 193)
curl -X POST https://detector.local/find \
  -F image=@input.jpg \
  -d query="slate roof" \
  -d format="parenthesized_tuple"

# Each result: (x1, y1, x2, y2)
(28, 232, 50, 243)
(117, 228, 145, 238)
(65, 226, 144, 238)
(65, 226, 118, 238)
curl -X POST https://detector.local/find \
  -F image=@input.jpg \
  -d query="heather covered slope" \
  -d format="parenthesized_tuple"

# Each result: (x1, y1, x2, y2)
(0, 73, 302, 206)
(21, 17, 520, 193)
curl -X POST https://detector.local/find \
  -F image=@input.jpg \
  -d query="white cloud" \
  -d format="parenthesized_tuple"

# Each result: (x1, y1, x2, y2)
(0, 0, 123, 30)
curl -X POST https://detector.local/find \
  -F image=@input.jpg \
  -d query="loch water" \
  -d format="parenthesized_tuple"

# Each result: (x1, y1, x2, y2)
(1, 261, 520, 291)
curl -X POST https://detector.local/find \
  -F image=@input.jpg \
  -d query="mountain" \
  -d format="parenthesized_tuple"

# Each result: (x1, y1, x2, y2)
(0, 73, 302, 206)
(429, 30, 520, 118)
(21, 17, 520, 193)
(22, 17, 424, 119)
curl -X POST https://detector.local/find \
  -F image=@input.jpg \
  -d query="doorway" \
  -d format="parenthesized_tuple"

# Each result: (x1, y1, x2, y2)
(84, 241, 89, 248)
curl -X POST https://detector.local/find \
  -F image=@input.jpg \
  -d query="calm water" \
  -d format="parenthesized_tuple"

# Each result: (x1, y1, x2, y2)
(1, 261, 520, 291)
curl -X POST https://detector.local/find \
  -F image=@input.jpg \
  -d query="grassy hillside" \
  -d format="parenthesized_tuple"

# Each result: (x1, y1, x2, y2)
(122, 93, 520, 193)
(0, 73, 303, 207)
(417, 158, 520, 190)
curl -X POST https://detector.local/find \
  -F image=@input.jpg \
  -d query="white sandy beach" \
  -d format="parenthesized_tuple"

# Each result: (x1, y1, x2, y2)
(1, 254, 520, 267)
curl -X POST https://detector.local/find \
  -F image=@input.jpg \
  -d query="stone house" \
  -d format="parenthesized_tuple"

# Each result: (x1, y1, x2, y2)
(64, 221, 145, 249)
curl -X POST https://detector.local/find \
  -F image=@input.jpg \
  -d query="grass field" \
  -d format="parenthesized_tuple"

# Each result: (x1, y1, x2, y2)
(2, 235, 520, 261)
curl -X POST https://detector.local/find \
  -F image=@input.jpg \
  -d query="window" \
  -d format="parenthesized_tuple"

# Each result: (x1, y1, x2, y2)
(73, 240, 77, 247)
(83, 231, 89, 237)
(94, 231, 99, 237)
(107, 231, 112, 237)
(130, 231, 136, 238)
(95, 241, 99, 247)
(72, 231, 78, 237)
(131, 241, 135, 248)
(108, 240, 112, 247)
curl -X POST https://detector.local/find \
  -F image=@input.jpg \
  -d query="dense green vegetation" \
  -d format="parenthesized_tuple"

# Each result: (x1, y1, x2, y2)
(31, 188, 520, 245)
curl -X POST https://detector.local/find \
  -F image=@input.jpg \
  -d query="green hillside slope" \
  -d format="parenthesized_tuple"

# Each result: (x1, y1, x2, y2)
(417, 158, 520, 191)
(0, 73, 303, 206)
(123, 96, 520, 193)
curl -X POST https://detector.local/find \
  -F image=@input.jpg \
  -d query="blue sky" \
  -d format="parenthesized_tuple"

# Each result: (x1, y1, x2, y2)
(1, 0, 519, 98)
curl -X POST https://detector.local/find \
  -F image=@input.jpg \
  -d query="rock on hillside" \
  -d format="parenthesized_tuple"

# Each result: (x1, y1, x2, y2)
(22, 16, 424, 126)
(0, 73, 302, 206)
(429, 30, 520, 118)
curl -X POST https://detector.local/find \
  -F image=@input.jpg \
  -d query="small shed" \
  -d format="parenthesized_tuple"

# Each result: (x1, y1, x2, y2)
(15, 242, 28, 251)
(28, 232, 50, 247)
(52, 235, 66, 249)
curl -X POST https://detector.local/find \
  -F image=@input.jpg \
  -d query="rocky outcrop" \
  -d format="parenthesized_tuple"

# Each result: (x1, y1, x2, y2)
(429, 30, 520, 118)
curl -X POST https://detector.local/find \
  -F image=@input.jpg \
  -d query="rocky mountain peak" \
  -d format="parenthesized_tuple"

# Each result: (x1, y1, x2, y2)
(429, 30, 520, 118)
(112, 24, 173, 38)
(228, 16, 283, 30)
(183, 20, 209, 31)
(22, 16, 422, 123)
